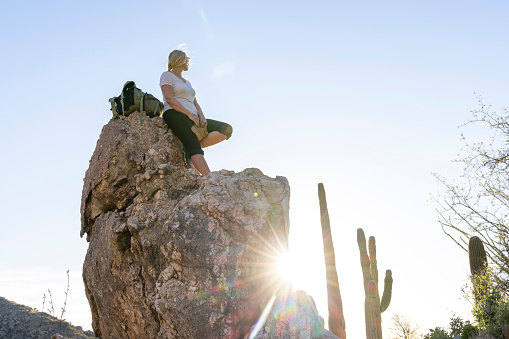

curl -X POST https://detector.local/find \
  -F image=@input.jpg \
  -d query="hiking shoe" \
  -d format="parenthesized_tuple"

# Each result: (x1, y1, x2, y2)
(182, 146, 193, 169)
(185, 154, 193, 169)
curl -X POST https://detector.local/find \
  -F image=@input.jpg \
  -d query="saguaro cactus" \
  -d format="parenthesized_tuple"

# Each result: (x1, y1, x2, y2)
(469, 236, 489, 303)
(318, 183, 346, 339)
(357, 228, 393, 339)
(365, 281, 382, 339)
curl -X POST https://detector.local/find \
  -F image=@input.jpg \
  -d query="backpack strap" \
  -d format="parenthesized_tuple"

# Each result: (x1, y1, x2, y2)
(120, 91, 125, 117)
(109, 97, 118, 118)
(140, 92, 146, 125)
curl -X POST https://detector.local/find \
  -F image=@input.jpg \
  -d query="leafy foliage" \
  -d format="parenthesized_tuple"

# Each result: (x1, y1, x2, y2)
(423, 327, 451, 339)
(422, 317, 478, 339)
(473, 290, 509, 338)
(461, 323, 478, 339)
(449, 316, 465, 337)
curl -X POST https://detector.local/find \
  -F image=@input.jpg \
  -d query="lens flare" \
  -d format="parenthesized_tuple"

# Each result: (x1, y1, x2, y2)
(272, 293, 297, 323)
(248, 295, 276, 339)
(277, 252, 296, 284)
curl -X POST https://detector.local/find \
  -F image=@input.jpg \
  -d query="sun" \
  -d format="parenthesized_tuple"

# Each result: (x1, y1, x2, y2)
(277, 252, 297, 285)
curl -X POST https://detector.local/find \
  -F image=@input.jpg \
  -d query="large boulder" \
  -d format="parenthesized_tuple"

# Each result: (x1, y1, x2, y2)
(81, 113, 337, 338)
(81, 113, 290, 338)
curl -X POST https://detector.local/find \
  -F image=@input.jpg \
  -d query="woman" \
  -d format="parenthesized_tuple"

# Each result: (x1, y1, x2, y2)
(160, 50, 233, 175)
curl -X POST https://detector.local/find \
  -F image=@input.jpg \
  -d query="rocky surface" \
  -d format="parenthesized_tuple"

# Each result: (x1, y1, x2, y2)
(81, 112, 188, 242)
(252, 290, 339, 339)
(81, 112, 336, 338)
(0, 296, 96, 339)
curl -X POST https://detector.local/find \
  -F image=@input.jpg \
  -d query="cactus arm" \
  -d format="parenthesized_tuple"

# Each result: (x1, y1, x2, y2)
(368, 236, 380, 304)
(380, 269, 393, 313)
(357, 228, 372, 293)
(365, 280, 383, 339)
(318, 183, 346, 339)
(468, 236, 489, 303)
(469, 236, 487, 275)
(368, 236, 379, 287)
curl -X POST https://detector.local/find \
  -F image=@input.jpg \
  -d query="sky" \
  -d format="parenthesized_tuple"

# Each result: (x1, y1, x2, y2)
(0, 0, 508, 337)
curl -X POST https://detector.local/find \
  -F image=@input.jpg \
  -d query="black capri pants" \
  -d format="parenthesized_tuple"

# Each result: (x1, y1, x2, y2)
(163, 109, 233, 157)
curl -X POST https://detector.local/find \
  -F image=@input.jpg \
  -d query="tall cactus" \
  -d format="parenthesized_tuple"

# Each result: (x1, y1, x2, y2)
(469, 236, 489, 303)
(365, 281, 382, 339)
(357, 228, 393, 339)
(318, 183, 346, 339)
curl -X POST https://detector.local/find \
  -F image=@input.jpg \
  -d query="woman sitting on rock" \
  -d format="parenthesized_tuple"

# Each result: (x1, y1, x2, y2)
(160, 49, 233, 175)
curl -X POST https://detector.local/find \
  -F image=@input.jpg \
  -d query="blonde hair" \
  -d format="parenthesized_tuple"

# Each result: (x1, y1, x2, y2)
(167, 50, 189, 71)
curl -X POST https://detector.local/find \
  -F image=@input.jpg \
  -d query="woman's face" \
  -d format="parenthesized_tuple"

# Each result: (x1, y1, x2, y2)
(183, 57, 190, 71)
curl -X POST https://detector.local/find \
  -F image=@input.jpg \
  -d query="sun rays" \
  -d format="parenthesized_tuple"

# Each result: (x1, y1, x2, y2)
(277, 252, 298, 285)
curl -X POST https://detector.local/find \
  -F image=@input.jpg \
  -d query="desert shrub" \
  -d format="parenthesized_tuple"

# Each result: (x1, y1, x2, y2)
(423, 327, 451, 339)
(473, 290, 509, 338)
(449, 316, 479, 339)
(423, 317, 480, 339)
(461, 323, 478, 339)
(449, 316, 465, 337)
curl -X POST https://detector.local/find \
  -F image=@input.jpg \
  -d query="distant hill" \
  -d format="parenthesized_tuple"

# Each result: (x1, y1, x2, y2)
(0, 296, 97, 339)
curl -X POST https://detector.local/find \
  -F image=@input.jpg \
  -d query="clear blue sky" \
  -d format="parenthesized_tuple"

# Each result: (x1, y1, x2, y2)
(1, 0, 508, 337)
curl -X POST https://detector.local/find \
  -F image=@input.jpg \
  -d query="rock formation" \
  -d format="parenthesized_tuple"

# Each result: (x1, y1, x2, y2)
(251, 291, 339, 339)
(0, 296, 97, 339)
(80, 112, 188, 242)
(81, 112, 337, 338)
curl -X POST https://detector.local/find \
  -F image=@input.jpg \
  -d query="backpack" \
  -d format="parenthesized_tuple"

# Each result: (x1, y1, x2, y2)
(109, 81, 164, 123)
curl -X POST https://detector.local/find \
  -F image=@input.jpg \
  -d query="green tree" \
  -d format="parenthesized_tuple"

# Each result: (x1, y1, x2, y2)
(435, 97, 509, 294)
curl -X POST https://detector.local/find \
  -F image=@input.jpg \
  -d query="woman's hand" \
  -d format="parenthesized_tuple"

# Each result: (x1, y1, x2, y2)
(198, 115, 207, 128)
(194, 98, 207, 127)
(189, 114, 200, 126)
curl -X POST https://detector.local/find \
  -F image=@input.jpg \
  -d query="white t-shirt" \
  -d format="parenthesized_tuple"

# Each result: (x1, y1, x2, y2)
(159, 71, 198, 116)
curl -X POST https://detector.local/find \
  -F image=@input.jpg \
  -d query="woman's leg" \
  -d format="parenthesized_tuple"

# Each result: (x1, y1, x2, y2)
(202, 119, 232, 148)
(200, 131, 227, 148)
(163, 110, 209, 173)
(190, 154, 210, 175)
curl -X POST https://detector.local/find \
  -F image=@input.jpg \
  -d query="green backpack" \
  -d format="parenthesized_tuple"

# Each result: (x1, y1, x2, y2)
(109, 81, 164, 123)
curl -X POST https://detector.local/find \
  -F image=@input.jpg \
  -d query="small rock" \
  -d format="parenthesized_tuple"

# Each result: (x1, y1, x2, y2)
(115, 223, 128, 233)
